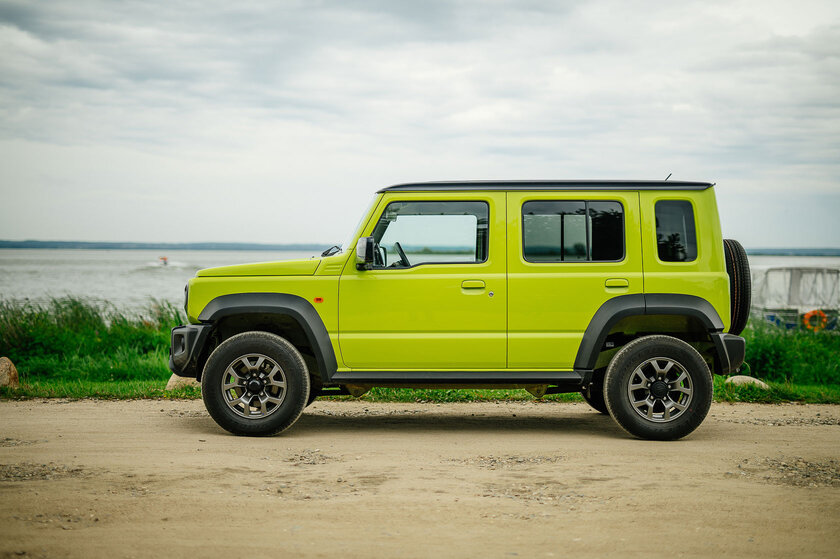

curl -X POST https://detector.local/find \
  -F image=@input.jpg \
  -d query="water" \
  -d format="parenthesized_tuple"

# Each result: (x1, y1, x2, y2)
(1, 249, 839, 312)
(0, 249, 319, 311)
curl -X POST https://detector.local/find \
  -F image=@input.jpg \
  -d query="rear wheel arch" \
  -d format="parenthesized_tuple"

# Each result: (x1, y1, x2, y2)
(575, 294, 724, 372)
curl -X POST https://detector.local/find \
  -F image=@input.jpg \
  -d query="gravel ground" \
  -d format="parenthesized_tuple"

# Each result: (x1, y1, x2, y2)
(0, 399, 838, 558)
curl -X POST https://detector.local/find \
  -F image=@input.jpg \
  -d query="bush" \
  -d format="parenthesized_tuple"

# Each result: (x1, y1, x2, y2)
(0, 297, 183, 382)
(743, 320, 840, 385)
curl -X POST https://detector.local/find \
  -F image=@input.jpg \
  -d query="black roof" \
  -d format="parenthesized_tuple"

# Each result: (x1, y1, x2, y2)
(378, 180, 714, 193)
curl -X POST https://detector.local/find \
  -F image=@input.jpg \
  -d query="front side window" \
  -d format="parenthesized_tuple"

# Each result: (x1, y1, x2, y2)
(655, 200, 697, 262)
(522, 200, 624, 262)
(371, 201, 489, 267)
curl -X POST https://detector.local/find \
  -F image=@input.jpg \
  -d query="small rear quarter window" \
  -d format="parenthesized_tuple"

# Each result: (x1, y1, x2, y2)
(655, 200, 697, 262)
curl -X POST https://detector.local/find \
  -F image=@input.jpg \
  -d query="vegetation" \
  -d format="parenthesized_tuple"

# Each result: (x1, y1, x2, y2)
(1, 298, 838, 403)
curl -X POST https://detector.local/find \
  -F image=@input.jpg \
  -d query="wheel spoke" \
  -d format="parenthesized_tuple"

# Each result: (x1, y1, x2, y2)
(670, 398, 687, 411)
(225, 366, 244, 381)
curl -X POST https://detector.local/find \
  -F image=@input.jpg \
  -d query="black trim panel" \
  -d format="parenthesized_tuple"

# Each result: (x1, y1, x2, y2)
(169, 323, 212, 377)
(574, 293, 725, 370)
(644, 294, 725, 330)
(198, 293, 338, 382)
(332, 370, 583, 385)
(710, 332, 745, 375)
(378, 180, 713, 193)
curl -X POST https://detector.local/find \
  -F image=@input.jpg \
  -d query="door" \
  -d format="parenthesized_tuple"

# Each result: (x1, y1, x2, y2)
(339, 192, 507, 369)
(506, 191, 643, 368)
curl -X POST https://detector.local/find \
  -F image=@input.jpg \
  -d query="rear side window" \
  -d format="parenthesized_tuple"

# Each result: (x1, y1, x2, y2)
(655, 200, 697, 262)
(522, 200, 624, 262)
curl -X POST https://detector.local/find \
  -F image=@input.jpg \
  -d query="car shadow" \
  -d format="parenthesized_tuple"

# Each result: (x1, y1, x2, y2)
(171, 406, 629, 439)
(287, 408, 627, 439)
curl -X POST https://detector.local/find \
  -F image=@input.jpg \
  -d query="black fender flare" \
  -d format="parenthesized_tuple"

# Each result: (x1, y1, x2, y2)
(199, 293, 338, 382)
(574, 293, 725, 371)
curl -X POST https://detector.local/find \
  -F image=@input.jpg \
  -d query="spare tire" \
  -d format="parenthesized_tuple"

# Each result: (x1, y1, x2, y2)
(723, 239, 751, 336)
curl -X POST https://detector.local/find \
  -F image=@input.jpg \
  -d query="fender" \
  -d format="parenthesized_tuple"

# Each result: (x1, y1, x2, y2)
(198, 293, 338, 382)
(574, 293, 725, 371)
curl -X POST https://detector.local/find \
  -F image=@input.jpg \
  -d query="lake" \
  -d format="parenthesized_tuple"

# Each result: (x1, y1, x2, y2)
(1, 249, 839, 312)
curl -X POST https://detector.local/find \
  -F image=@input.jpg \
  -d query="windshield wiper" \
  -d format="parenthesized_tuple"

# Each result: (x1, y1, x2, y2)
(321, 245, 341, 257)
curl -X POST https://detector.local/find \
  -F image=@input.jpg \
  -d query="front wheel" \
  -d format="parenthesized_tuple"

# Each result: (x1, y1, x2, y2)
(604, 335, 712, 440)
(201, 331, 310, 436)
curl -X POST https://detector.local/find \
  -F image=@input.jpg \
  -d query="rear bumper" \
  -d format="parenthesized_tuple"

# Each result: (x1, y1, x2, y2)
(710, 332, 746, 375)
(169, 324, 212, 377)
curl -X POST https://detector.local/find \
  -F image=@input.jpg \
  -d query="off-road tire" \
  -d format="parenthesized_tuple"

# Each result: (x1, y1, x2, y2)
(723, 239, 751, 336)
(581, 369, 608, 414)
(201, 331, 310, 436)
(604, 335, 713, 440)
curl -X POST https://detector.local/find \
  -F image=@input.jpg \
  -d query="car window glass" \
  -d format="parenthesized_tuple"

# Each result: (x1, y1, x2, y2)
(655, 200, 697, 262)
(372, 201, 488, 267)
(523, 200, 624, 262)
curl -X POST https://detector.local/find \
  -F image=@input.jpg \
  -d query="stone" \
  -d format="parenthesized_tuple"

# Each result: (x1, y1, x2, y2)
(725, 375, 770, 390)
(0, 357, 20, 388)
(165, 374, 200, 391)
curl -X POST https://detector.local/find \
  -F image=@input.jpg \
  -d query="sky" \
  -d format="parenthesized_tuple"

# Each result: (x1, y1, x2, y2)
(1, 0, 838, 248)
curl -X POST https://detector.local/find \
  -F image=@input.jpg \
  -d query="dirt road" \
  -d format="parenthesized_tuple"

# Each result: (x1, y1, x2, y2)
(1, 399, 838, 558)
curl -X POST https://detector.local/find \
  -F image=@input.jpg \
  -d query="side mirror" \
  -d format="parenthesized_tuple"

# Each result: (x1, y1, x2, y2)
(355, 237, 375, 270)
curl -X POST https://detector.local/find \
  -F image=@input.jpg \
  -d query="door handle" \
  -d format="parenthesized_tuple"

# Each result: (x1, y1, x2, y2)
(605, 278, 629, 288)
(461, 280, 486, 289)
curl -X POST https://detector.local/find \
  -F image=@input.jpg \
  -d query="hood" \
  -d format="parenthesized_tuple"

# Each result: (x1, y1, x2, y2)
(196, 258, 321, 277)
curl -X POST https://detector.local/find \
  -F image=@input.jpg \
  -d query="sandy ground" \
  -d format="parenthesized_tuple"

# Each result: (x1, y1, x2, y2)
(0, 399, 838, 559)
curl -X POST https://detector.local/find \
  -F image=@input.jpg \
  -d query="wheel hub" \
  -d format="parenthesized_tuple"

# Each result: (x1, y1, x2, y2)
(247, 378, 263, 394)
(650, 380, 669, 399)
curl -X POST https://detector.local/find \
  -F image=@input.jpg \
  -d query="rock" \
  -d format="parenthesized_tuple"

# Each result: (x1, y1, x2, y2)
(0, 357, 20, 388)
(165, 374, 200, 391)
(725, 375, 770, 390)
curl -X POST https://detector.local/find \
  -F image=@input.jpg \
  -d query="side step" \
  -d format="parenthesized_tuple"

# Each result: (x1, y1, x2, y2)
(329, 370, 585, 385)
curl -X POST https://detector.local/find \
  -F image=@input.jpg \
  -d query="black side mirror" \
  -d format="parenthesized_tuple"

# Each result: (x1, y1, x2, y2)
(355, 237, 375, 270)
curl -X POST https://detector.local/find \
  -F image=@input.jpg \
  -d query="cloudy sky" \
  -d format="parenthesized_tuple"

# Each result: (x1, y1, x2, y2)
(1, 0, 838, 248)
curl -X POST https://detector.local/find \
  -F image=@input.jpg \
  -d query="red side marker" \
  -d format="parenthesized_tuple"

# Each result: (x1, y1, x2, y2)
(313, 297, 324, 303)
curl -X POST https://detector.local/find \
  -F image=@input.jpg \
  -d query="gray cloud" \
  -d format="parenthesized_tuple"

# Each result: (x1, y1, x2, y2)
(0, 0, 838, 246)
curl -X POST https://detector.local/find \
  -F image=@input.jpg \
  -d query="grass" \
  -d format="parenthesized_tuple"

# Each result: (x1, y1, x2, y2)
(1, 297, 838, 403)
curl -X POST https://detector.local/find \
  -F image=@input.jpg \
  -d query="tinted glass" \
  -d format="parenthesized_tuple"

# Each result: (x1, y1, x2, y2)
(655, 200, 697, 262)
(372, 201, 488, 267)
(523, 200, 624, 262)
(523, 201, 587, 262)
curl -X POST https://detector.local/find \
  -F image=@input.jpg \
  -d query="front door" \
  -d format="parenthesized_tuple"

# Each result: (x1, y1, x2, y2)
(339, 192, 507, 370)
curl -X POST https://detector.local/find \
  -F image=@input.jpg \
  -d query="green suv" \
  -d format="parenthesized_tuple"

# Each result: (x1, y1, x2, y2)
(170, 180, 750, 440)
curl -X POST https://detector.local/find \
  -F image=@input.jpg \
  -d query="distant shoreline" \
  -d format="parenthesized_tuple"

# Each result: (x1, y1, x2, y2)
(0, 240, 327, 251)
(0, 240, 839, 256)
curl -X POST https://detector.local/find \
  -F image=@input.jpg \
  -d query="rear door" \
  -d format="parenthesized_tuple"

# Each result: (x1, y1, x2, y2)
(339, 192, 507, 370)
(506, 191, 643, 368)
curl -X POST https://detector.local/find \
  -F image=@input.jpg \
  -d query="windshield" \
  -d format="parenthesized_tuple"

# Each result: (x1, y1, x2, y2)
(337, 196, 378, 254)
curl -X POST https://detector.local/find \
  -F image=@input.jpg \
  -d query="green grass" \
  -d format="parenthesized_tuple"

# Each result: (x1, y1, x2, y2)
(1, 297, 838, 403)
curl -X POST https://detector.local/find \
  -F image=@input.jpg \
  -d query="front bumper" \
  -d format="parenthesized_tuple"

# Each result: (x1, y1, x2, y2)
(710, 332, 746, 375)
(169, 323, 212, 377)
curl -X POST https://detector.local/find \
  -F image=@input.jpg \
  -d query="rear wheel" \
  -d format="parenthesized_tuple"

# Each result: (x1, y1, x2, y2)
(604, 335, 712, 440)
(201, 331, 310, 436)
